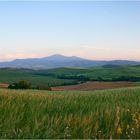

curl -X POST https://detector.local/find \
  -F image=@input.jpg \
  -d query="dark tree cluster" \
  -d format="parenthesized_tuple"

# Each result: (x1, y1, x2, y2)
(8, 80, 31, 89)
(8, 80, 52, 90)
(112, 76, 140, 82)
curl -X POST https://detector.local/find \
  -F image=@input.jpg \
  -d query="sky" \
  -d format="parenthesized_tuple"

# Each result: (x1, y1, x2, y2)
(0, 1, 140, 61)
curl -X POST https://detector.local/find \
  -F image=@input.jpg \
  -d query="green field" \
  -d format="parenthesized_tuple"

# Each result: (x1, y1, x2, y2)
(0, 87, 140, 139)
(0, 65, 140, 88)
(44, 65, 140, 81)
(0, 68, 76, 87)
(82, 65, 140, 81)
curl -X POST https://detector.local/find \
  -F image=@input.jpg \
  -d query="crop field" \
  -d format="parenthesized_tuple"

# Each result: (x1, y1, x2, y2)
(81, 65, 140, 81)
(0, 84, 9, 88)
(0, 68, 76, 87)
(41, 65, 140, 81)
(0, 87, 140, 139)
(0, 65, 140, 88)
(51, 81, 138, 91)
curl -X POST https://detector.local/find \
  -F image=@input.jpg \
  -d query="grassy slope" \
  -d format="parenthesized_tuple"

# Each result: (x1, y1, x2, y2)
(0, 87, 140, 139)
(35, 67, 91, 78)
(0, 68, 75, 87)
(82, 66, 140, 80)
(0, 65, 140, 87)
(38, 65, 140, 80)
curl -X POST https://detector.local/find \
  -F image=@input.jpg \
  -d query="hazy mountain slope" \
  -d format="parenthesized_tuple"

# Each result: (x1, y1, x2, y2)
(0, 54, 139, 69)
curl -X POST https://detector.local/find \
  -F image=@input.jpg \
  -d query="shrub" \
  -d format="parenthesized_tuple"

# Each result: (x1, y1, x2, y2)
(8, 80, 31, 89)
(36, 84, 52, 90)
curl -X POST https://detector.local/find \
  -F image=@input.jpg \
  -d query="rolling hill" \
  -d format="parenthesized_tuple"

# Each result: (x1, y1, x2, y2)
(0, 65, 140, 88)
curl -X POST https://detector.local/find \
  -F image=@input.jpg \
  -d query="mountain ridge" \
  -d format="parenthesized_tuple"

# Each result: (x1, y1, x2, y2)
(0, 54, 139, 69)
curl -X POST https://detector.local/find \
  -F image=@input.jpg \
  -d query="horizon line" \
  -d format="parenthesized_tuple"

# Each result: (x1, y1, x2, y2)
(0, 54, 140, 62)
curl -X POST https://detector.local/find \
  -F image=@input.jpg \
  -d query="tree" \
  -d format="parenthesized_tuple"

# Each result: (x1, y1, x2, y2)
(8, 80, 31, 89)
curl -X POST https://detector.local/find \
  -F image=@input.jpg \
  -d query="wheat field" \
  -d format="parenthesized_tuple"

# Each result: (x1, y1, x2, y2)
(0, 87, 140, 139)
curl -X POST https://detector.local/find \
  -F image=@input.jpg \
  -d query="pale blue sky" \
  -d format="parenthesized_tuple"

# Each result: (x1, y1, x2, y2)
(0, 1, 140, 61)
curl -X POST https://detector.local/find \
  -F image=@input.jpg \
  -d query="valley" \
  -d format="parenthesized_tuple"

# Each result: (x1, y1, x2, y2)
(0, 65, 140, 90)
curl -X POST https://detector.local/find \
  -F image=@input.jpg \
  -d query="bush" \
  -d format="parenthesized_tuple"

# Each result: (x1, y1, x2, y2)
(36, 84, 52, 90)
(8, 80, 31, 89)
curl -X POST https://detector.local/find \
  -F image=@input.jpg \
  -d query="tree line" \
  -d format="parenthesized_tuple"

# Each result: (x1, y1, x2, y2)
(8, 80, 51, 90)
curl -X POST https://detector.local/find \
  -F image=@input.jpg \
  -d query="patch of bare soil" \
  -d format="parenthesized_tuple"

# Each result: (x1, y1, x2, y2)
(51, 82, 134, 91)
(0, 83, 9, 88)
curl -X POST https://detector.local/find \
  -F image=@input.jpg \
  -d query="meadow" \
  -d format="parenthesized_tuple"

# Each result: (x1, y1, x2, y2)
(0, 65, 140, 88)
(0, 68, 76, 87)
(0, 87, 140, 139)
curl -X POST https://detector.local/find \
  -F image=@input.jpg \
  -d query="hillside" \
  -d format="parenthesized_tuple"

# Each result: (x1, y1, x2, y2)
(37, 65, 140, 82)
(0, 68, 76, 87)
(0, 65, 140, 89)
(0, 54, 139, 69)
(51, 81, 136, 91)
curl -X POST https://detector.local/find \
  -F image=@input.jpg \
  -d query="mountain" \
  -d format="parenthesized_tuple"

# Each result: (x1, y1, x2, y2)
(0, 54, 139, 69)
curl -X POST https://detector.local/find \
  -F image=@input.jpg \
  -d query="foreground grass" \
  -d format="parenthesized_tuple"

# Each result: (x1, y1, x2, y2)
(0, 87, 140, 139)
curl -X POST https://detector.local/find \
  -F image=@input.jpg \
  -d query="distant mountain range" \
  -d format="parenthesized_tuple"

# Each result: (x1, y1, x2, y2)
(0, 54, 139, 69)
